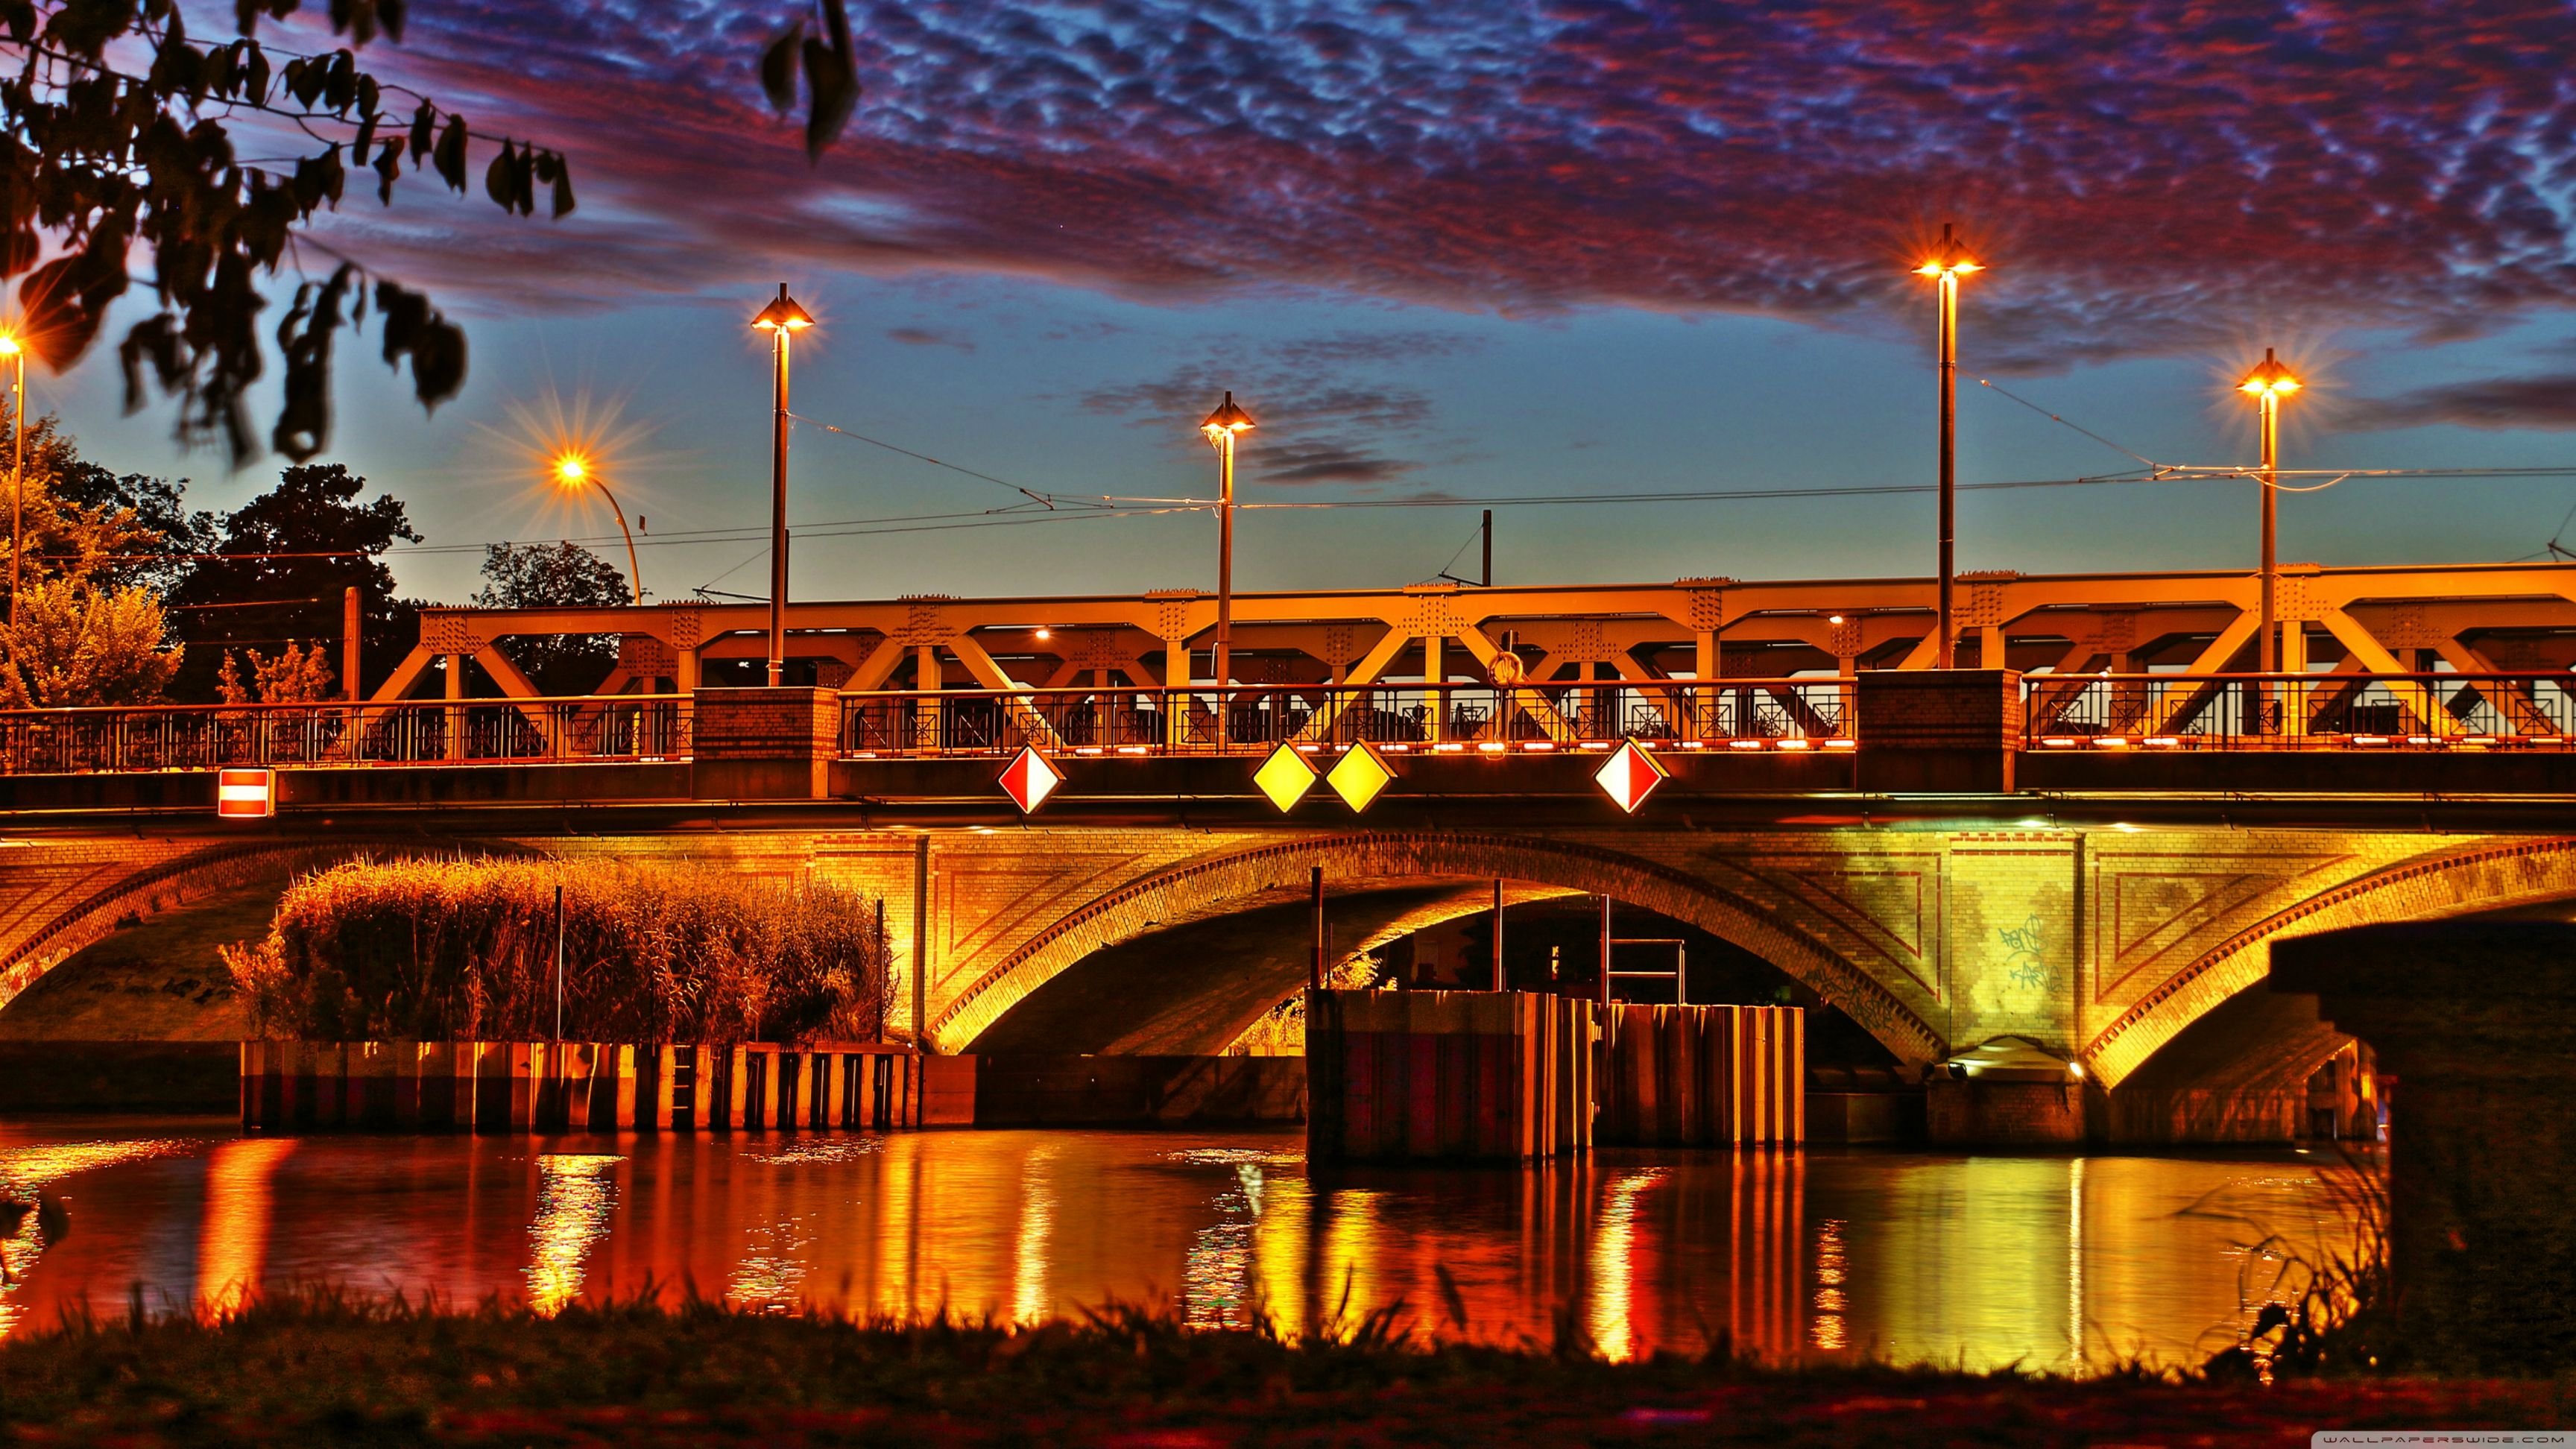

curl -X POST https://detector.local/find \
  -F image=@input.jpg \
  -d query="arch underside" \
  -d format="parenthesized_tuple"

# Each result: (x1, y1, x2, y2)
(0, 838, 544, 1025)
(2086, 834, 2576, 1088)
(942, 831, 1948, 1065)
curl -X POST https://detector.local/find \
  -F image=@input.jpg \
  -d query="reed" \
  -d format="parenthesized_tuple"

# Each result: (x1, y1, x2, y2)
(221, 856, 888, 1045)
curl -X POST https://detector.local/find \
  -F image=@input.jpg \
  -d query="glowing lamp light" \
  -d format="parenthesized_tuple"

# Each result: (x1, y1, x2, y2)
(216, 768, 275, 820)
(0, 335, 19, 357)
(552, 454, 588, 486)
(1592, 739, 1668, 814)
(1200, 391, 1256, 440)
(1325, 741, 1395, 812)
(750, 286, 815, 332)
(1252, 742, 1317, 812)
(1911, 223, 1983, 279)
(997, 747, 1063, 814)
(2238, 347, 2302, 399)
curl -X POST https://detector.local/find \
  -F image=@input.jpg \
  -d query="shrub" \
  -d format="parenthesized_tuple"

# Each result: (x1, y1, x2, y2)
(222, 856, 888, 1044)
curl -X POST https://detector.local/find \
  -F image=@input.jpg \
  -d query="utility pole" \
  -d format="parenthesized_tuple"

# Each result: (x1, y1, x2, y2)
(342, 586, 362, 701)
(1310, 865, 1325, 992)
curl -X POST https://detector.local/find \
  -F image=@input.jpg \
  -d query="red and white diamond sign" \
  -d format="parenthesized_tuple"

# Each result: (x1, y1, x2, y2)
(997, 747, 1064, 814)
(1592, 740, 1667, 814)
(215, 768, 275, 820)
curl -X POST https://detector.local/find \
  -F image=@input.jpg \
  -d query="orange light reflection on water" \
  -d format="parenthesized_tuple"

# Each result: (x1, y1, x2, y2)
(0, 1126, 2373, 1371)
(527, 1155, 621, 1316)
(0, 1137, 195, 1336)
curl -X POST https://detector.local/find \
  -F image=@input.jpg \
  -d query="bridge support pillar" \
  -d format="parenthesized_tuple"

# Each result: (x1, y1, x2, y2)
(691, 686, 838, 800)
(1854, 669, 2021, 793)
(2273, 921, 2576, 1374)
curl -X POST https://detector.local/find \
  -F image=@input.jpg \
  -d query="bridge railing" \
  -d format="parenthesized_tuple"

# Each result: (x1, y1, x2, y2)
(2023, 672, 2576, 749)
(838, 681, 1857, 757)
(0, 696, 691, 775)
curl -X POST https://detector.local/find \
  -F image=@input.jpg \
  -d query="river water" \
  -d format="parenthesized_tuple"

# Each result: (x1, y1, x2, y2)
(0, 1120, 2369, 1372)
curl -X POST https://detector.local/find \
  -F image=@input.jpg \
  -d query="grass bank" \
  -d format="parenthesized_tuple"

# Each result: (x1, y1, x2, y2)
(0, 1292, 2559, 1447)
(223, 857, 888, 1045)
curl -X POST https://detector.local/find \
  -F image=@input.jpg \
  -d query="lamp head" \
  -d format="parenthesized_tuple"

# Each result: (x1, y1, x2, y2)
(552, 454, 589, 487)
(2238, 347, 2302, 400)
(0, 335, 19, 358)
(1911, 221, 1984, 280)
(750, 282, 815, 332)
(1200, 390, 1256, 440)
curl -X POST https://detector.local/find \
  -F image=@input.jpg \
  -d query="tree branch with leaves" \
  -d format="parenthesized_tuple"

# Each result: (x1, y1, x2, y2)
(0, 0, 573, 465)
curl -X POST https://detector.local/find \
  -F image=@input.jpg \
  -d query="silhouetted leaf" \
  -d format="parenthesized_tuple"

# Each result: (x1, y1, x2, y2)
(801, 37, 857, 161)
(432, 113, 467, 191)
(483, 136, 513, 208)
(761, 20, 804, 113)
(373, 137, 402, 204)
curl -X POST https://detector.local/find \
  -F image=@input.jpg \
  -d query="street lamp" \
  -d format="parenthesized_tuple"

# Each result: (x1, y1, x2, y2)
(1199, 390, 1255, 694)
(751, 283, 815, 686)
(2238, 348, 2302, 675)
(1913, 223, 1983, 669)
(1, 333, 21, 628)
(551, 454, 643, 605)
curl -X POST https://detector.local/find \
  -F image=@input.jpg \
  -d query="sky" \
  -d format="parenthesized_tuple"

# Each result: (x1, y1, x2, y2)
(34, 0, 2576, 607)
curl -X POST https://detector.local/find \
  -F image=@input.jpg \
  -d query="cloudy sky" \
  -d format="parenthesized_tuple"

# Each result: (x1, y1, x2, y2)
(39, 0, 2576, 605)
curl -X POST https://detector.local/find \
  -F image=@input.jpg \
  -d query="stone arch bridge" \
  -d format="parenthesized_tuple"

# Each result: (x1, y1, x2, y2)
(6, 812, 2573, 1130)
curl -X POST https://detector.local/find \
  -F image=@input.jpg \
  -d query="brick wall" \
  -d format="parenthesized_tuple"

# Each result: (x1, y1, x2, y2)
(1856, 669, 2023, 792)
(692, 686, 837, 798)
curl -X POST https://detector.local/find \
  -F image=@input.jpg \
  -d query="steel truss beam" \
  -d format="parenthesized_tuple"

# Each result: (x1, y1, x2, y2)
(377, 562, 2576, 707)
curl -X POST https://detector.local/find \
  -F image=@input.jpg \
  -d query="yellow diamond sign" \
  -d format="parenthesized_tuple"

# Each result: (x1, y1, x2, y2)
(1326, 741, 1395, 812)
(1253, 743, 1318, 812)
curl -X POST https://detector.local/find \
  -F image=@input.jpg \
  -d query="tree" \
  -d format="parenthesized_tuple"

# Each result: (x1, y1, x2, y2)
(216, 639, 336, 704)
(0, 412, 180, 590)
(0, 1, 573, 464)
(48, 460, 215, 594)
(473, 540, 626, 695)
(0, 573, 180, 706)
(167, 461, 420, 699)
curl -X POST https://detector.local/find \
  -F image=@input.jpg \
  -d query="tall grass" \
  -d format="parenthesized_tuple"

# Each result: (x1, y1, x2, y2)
(2194, 1149, 2396, 1380)
(221, 856, 888, 1045)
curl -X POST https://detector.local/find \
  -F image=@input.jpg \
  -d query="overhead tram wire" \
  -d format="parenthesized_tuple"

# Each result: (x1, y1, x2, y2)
(59, 464, 2576, 569)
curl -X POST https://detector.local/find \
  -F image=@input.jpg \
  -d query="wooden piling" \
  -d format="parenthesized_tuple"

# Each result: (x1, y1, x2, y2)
(1309, 989, 1597, 1163)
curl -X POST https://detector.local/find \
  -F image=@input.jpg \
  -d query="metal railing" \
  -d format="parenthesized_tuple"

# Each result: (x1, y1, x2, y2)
(839, 681, 1857, 757)
(0, 696, 691, 775)
(2023, 673, 2576, 749)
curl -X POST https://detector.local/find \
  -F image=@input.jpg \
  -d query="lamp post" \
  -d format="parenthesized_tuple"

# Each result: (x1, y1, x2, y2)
(552, 455, 643, 605)
(1, 334, 21, 628)
(1199, 391, 1255, 697)
(751, 284, 815, 686)
(2238, 348, 2302, 676)
(1912, 224, 1983, 669)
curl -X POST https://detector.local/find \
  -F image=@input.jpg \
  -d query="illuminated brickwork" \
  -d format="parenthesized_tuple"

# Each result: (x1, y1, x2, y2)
(7, 821, 2576, 1105)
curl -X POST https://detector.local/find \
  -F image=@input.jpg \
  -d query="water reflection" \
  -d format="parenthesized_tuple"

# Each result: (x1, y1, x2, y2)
(196, 1137, 294, 1316)
(527, 1155, 619, 1315)
(1011, 1142, 1056, 1325)
(1586, 1169, 1661, 1360)
(0, 1137, 191, 1335)
(0, 1123, 2365, 1371)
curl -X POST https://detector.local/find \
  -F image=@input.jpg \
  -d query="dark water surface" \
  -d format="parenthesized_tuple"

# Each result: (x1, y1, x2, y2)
(0, 1120, 2364, 1372)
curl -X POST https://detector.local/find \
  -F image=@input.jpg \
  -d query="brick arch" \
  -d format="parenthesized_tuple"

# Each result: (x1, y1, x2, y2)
(0, 838, 537, 1018)
(929, 830, 1948, 1064)
(2083, 835, 2576, 1087)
